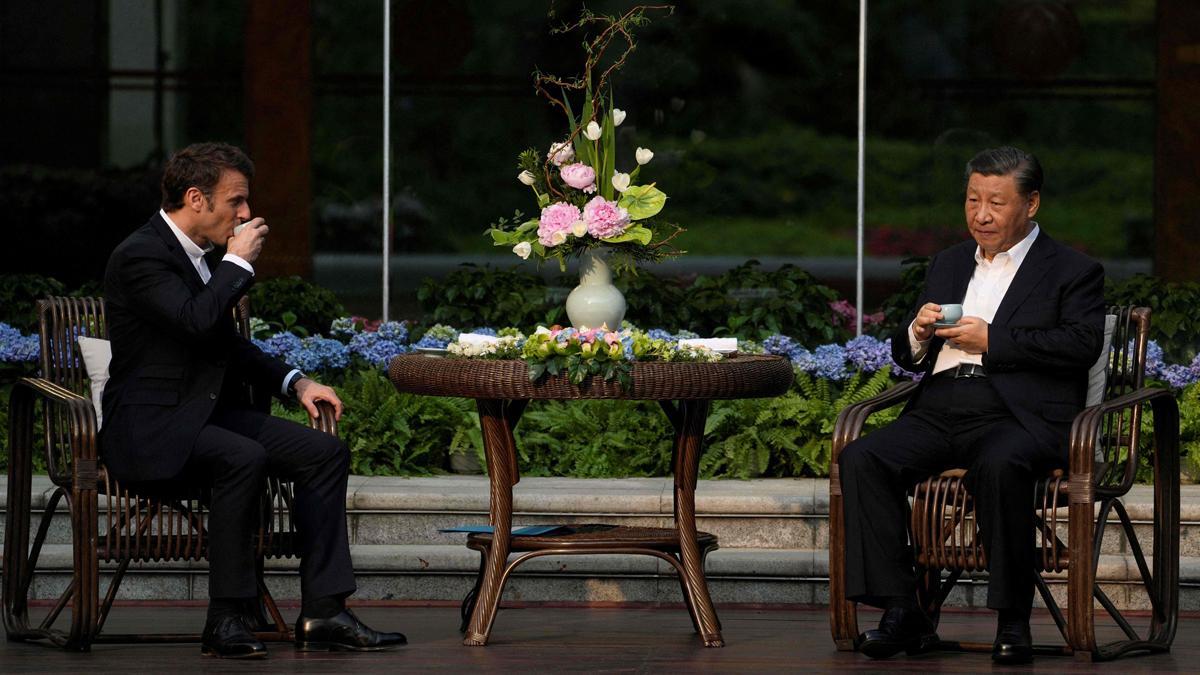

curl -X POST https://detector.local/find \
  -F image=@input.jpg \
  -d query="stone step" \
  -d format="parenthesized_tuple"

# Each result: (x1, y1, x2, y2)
(7, 543, 1198, 612)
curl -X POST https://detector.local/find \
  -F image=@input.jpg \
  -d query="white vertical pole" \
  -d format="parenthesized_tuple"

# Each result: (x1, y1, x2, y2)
(855, 0, 867, 337)
(382, 0, 392, 321)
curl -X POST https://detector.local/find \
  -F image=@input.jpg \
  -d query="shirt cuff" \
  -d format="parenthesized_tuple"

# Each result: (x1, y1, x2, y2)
(282, 369, 303, 397)
(223, 253, 254, 275)
(908, 319, 930, 362)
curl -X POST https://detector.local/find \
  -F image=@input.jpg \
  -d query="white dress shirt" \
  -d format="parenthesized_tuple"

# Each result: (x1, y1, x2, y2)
(909, 224, 1040, 375)
(160, 209, 254, 282)
(160, 210, 301, 396)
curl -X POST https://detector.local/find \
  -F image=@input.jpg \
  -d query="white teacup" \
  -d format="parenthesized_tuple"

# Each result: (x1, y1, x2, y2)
(939, 303, 963, 324)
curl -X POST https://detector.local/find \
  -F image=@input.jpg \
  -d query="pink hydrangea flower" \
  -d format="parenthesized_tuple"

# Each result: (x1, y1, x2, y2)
(582, 196, 630, 239)
(538, 202, 581, 247)
(560, 163, 596, 193)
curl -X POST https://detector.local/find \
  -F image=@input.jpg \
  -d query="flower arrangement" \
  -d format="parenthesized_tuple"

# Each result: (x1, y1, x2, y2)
(486, 6, 682, 274)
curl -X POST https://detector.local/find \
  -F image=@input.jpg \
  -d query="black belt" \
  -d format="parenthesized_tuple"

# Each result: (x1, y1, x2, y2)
(935, 363, 988, 379)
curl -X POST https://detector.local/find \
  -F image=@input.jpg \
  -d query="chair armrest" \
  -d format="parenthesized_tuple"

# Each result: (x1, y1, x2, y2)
(832, 380, 919, 461)
(1069, 385, 1180, 499)
(9, 377, 99, 488)
(307, 399, 339, 437)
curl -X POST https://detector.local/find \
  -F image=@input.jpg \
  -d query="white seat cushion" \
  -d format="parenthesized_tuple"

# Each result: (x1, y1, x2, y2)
(76, 336, 112, 429)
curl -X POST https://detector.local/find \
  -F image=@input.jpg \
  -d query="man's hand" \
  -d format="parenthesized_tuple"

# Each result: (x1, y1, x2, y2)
(294, 377, 344, 421)
(912, 302, 945, 341)
(227, 217, 268, 263)
(935, 316, 989, 354)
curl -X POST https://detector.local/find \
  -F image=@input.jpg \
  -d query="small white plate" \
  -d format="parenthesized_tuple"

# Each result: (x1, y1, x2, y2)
(415, 346, 448, 356)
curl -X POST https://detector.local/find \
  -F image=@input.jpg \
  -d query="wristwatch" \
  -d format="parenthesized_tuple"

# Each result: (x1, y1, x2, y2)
(286, 371, 305, 398)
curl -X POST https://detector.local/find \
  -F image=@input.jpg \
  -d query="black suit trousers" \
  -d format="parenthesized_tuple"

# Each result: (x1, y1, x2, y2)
(838, 375, 1065, 612)
(140, 407, 357, 601)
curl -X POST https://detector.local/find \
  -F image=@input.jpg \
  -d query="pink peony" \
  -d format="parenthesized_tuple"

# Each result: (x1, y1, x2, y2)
(538, 202, 581, 247)
(582, 196, 630, 239)
(559, 163, 596, 193)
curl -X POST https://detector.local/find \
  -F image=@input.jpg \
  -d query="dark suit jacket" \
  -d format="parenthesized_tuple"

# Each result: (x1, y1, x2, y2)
(100, 213, 291, 482)
(892, 230, 1106, 452)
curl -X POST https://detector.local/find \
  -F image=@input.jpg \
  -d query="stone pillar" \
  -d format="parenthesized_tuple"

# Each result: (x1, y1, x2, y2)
(243, 0, 313, 278)
(1155, 0, 1200, 282)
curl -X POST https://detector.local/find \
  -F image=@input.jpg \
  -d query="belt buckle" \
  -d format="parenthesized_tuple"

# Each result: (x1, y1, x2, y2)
(955, 363, 985, 379)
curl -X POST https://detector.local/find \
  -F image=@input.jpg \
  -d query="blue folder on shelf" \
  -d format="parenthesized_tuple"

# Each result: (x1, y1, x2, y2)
(438, 525, 569, 536)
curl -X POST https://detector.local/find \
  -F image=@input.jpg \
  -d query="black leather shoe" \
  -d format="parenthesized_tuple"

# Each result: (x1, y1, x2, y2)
(201, 614, 268, 659)
(295, 609, 407, 651)
(992, 619, 1033, 664)
(856, 606, 938, 659)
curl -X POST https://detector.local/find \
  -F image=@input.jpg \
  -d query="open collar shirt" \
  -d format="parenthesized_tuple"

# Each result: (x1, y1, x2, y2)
(909, 223, 1041, 375)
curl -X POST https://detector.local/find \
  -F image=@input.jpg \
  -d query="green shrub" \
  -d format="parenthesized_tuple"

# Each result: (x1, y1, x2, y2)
(249, 276, 345, 337)
(877, 256, 929, 336)
(416, 265, 557, 332)
(417, 260, 848, 342)
(0, 274, 68, 332)
(1105, 274, 1200, 363)
(514, 399, 674, 478)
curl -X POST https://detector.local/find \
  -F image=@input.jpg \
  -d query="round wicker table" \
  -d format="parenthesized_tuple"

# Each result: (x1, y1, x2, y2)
(388, 353, 794, 647)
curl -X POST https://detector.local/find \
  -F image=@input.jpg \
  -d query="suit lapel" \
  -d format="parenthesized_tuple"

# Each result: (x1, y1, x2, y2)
(992, 230, 1055, 326)
(950, 244, 975, 304)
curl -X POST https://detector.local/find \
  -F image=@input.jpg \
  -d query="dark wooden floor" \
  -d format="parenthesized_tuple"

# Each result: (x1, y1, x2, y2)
(1, 604, 1194, 673)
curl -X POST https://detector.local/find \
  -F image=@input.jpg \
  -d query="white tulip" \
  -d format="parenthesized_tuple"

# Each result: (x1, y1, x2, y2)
(518, 170, 536, 186)
(512, 241, 532, 259)
(571, 220, 588, 237)
(584, 120, 602, 141)
(635, 147, 654, 165)
(550, 230, 568, 246)
(612, 108, 626, 126)
(611, 171, 631, 193)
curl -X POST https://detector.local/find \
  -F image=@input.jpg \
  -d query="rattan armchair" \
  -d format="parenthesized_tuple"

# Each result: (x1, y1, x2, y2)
(828, 306, 1180, 662)
(3, 296, 337, 651)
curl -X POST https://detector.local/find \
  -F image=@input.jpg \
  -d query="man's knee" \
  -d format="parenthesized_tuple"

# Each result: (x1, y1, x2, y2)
(307, 430, 350, 473)
(227, 442, 269, 473)
(838, 437, 878, 476)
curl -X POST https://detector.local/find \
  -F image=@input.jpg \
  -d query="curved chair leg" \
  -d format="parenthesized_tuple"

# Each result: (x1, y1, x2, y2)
(827, 476, 859, 650)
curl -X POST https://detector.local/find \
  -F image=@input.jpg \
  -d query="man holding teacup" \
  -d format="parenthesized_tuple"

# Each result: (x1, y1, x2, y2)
(837, 147, 1105, 664)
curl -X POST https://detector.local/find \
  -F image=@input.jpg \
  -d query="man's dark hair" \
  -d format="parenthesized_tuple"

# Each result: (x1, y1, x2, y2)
(161, 142, 255, 211)
(964, 146, 1043, 196)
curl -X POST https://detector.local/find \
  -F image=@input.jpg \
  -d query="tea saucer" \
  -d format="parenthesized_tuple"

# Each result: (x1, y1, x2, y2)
(932, 321, 961, 329)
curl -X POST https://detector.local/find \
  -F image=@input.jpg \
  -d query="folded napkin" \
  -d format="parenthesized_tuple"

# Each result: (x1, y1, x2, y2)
(457, 332, 501, 346)
(679, 337, 738, 354)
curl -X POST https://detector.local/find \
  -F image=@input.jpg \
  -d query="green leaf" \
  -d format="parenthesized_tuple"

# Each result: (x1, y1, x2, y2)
(489, 229, 517, 246)
(601, 225, 653, 245)
(617, 185, 667, 220)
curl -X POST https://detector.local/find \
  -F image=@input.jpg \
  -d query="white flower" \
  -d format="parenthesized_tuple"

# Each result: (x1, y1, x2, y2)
(611, 171, 631, 193)
(518, 170, 536, 186)
(512, 241, 532, 259)
(635, 147, 654, 165)
(534, 326, 552, 336)
(548, 141, 574, 166)
(584, 120, 602, 141)
(612, 108, 626, 126)
(550, 230, 568, 246)
(571, 220, 588, 237)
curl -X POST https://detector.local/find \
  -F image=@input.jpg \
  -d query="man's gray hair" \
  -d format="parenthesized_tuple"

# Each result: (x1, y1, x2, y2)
(964, 146, 1043, 196)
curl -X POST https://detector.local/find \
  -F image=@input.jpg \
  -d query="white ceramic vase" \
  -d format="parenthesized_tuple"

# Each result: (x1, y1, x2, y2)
(566, 248, 626, 331)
